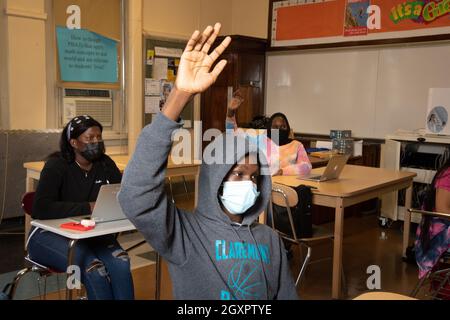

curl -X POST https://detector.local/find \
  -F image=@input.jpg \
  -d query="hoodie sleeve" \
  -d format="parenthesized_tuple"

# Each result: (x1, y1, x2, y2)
(225, 115, 237, 131)
(275, 237, 299, 300)
(118, 112, 190, 265)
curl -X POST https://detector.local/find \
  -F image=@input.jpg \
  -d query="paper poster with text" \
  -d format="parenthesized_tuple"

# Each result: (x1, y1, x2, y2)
(56, 27, 118, 83)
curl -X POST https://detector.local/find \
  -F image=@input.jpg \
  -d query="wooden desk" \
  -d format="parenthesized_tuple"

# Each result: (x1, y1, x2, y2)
(23, 155, 200, 246)
(353, 292, 416, 300)
(273, 165, 416, 299)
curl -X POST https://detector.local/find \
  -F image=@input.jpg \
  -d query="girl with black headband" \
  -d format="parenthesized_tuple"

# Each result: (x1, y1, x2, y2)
(27, 115, 134, 300)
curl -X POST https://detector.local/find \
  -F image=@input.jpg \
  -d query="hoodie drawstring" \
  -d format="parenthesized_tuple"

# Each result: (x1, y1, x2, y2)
(230, 221, 270, 300)
(248, 224, 270, 300)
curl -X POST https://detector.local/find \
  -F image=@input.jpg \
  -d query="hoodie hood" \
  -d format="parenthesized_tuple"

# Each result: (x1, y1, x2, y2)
(196, 131, 272, 226)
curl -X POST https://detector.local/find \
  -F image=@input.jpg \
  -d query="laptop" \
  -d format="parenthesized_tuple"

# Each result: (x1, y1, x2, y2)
(299, 154, 350, 182)
(72, 184, 127, 223)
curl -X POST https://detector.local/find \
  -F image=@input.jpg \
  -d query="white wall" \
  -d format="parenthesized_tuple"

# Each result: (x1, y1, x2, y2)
(266, 41, 450, 139)
(0, 0, 7, 128)
(232, 0, 268, 39)
(143, 0, 200, 39)
(3, 0, 47, 129)
(143, 0, 232, 39)
(143, 0, 268, 39)
(200, 0, 232, 34)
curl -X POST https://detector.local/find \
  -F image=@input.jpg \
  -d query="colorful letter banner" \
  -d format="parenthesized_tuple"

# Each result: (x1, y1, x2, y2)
(271, 0, 450, 47)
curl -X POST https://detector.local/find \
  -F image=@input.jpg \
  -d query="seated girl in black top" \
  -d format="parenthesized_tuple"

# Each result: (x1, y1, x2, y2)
(27, 115, 134, 300)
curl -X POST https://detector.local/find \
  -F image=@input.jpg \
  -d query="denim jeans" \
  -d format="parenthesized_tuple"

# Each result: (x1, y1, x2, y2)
(28, 228, 134, 300)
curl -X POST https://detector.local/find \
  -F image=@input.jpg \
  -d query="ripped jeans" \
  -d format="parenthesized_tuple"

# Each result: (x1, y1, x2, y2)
(28, 228, 134, 300)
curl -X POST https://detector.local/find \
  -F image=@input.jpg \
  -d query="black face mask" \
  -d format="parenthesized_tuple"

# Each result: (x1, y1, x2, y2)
(272, 129, 290, 146)
(80, 141, 105, 162)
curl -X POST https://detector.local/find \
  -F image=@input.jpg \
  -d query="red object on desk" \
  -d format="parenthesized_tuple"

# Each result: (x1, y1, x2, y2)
(60, 222, 95, 231)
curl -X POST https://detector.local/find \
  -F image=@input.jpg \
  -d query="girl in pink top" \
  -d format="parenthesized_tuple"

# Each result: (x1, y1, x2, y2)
(225, 91, 311, 176)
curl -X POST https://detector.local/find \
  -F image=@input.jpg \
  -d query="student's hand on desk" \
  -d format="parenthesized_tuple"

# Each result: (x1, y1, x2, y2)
(175, 23, 231, 95)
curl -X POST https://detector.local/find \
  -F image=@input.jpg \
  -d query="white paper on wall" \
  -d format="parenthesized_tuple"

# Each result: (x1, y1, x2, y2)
(425, 88, 450, 136)
(145, 78, 161, 96)
(145, 96, 161, 114)
(153, 58, 168, 80)
(154, 46, 182, 58)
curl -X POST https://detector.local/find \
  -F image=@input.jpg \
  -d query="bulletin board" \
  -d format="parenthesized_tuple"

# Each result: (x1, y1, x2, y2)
(143, 37, 194, 128)
(53, 0, 122, 89)
(269, 0, 450, 50)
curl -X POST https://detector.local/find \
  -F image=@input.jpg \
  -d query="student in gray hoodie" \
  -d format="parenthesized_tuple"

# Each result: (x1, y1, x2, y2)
(118, 23, 298, 300)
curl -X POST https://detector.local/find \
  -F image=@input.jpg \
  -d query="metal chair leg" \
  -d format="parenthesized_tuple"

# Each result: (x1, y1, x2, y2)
(295, 245, 311, 287)
(429, 268, 450, 299)
(37, 275, 43, 300)
(9, 267, 32, 300)
(411, 275, 428, 297)
(125, 240, 147, 253)
(182, 176, 189, 194)
(42, 274, 48, 300)
(56, 274, 62, 300)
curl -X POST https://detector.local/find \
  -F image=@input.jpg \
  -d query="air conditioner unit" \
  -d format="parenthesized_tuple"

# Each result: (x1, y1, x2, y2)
(62, 88, 113, 127)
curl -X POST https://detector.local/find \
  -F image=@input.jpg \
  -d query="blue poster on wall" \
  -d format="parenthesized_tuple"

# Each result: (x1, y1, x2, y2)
(56, 26, 118, 83)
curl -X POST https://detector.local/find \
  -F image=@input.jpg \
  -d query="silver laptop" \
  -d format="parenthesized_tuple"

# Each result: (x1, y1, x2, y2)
(299, 154, 350, 182)
(72, 184, 127, 223)
(91, 184, 127, 223)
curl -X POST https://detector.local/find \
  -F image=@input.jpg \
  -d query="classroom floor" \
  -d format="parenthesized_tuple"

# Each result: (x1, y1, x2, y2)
(0, 177, 427, 300)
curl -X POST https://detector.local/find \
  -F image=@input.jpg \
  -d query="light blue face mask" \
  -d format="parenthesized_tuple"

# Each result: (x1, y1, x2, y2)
(219, 181, 260, 215)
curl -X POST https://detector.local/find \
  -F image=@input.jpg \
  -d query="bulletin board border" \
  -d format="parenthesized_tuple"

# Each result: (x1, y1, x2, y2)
(268, 0, 450, 51)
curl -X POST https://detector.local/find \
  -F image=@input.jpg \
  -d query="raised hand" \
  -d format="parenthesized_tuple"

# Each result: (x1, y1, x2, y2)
(228, 89, 244, 111)
(175, 23, 231, 94)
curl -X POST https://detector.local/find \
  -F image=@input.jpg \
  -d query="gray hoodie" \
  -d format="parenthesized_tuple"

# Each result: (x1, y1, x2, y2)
(118, 112, 298, 300)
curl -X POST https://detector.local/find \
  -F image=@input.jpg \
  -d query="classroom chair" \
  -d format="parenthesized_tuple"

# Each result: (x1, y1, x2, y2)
(269, 183, 347, 293)
(408, 208, 450, 300)
(8, 192, 81, 300)
(10, 193, 154, 300)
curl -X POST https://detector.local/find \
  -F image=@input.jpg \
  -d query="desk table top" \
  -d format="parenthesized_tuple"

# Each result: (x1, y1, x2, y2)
(273, 165, 416, 198)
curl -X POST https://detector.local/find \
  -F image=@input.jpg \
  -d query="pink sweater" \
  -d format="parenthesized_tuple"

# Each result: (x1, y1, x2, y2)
(226, 118, 311, 176)
(274, 140, 312, 176)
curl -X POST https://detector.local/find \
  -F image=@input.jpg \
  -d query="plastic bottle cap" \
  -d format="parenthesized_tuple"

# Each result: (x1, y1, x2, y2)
(81, 219, 96, 227)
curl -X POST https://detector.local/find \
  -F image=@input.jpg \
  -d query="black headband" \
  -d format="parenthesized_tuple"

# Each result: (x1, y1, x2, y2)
(66, 115, 92, 141)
